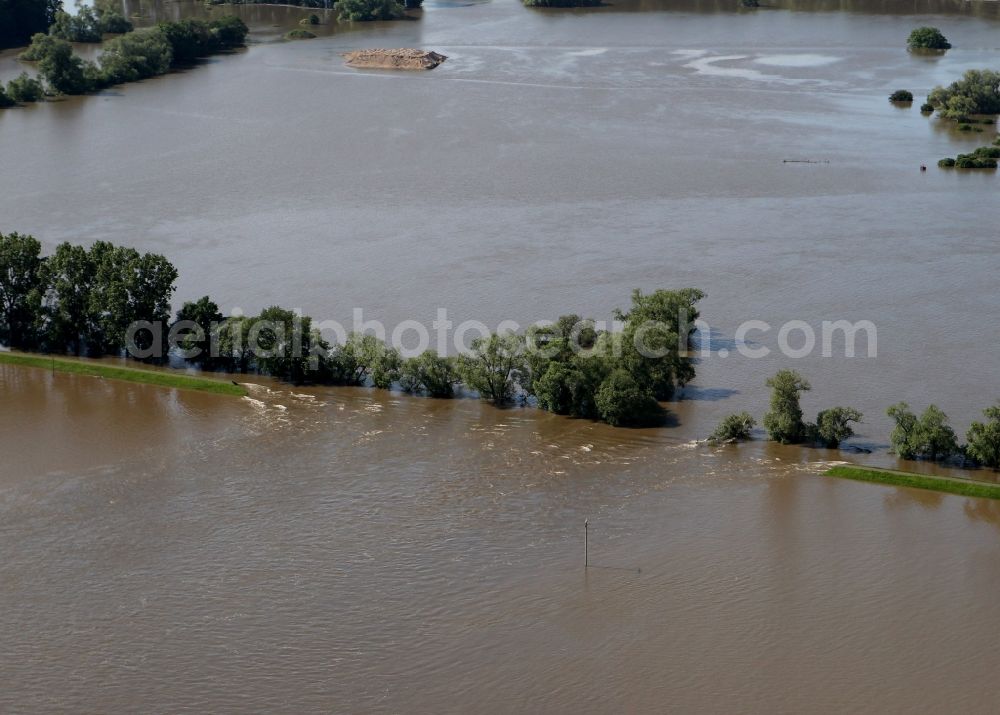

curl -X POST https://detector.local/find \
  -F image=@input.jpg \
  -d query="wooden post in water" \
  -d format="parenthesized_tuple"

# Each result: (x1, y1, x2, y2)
(584, 519, 589, 569)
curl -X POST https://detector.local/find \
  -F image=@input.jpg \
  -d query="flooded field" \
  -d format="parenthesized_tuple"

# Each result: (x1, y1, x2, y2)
(2, 0, 1000, 710)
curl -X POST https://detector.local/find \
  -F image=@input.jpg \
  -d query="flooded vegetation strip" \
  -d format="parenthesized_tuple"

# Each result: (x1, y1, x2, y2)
(826, 465, 1000, 500)
(0, 351, 247, 397)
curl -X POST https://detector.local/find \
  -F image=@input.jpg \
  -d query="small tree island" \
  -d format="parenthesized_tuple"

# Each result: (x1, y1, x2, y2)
(927, 69, 1000, 120)
(907, 26, 951, 51)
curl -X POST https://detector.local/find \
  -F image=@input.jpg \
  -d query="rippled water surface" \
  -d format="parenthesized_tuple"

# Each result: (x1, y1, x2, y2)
(3, 0, 1000, 710)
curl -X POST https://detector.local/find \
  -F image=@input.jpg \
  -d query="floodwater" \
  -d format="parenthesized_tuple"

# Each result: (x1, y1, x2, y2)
(3, 0, 1000, 710)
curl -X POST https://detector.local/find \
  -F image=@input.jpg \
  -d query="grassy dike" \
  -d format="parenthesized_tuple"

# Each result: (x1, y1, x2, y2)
(0, 351, 247, 397)
(827, 465, 1000, 500)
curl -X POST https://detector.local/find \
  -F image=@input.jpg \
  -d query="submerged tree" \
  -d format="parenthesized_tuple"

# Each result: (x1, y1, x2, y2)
(763, 370, 811, 444)
(928, 70, 1000, 120)
(708, 412, 756, 443)
(966, 404, 1000, 469)
(0, 232, 45, 349)
(614, 287, 705, 400)
(172, 296, 224, 367)
(887, 402, 958, 461)
(36, 37, 93, 94)
(399, 350, 459, 398)
(5, 72, 44, 103)
(907, 27, 951, 51)
(814, 406, 862, 448)
(594, 369, 660, 427)
(457, 333, 527, 405)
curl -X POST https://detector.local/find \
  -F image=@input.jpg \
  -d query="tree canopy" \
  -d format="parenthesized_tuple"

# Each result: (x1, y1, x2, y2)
(335, 0, 403, 21)
(887, 402, 959, 461)
(763, 369, 811, 444)
(966, 405, 1000, 469)
(928, 70, 1000, 120)
(907, 27, 951, 51)
(708, 412, 756, 443)
(11, 16, 248, 101)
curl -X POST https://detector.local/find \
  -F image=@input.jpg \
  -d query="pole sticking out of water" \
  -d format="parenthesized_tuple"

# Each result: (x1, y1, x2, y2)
(584, 519, 589, 569)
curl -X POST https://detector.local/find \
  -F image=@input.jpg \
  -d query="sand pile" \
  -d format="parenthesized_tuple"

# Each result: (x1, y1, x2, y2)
(342, 49, 447, 70)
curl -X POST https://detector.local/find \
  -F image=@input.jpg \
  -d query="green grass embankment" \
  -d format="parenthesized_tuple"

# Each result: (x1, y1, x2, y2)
(0, 351, 246, 397)
(826, 465, 1000, 500)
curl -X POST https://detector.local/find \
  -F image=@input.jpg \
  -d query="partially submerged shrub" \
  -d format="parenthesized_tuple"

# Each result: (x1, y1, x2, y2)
(6, 72, 44, 103)
(889, 89, 913, 103)
(300, 13, 320, 24)
(285, 28, 316, 39)
(907, 26, 951, 51)
(709, 412, 756, 443)
(920, 102, 934, 113)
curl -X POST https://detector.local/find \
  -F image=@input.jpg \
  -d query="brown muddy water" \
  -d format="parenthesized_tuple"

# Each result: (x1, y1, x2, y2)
(3, 0, 1000, 710)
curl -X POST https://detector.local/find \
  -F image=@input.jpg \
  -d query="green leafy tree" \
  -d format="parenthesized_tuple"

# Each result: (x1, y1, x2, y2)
(907, 27, 951, 51)
(594, 369, 660, 427)
(887, 402, 918, 459)
(614, 288, 705, 400)
(97, 7, 131, 34)
(336, 0, 403, 21)
(0, 232, 45, 349)
(967, 404, 1000, 469)
(887, 402, 958, 461)
(329, 332, 396, 386)
(49, 6, 102, 42)
(41, 242, 96, 354)
(457, 332, 527, 405)
(928, 70, 1000, 120)
(19, 31, 58, 61)
(208, 16, 249, 49)
(6, 72, 44, 102)
(399, 350, 459, 397)
(156, 19, 217, 62)
(709, 412, 756, 443)
(214, 315, 254, 373)
(85, 242, 177, 357)
(99, 28, 173, 84)
(913, 405, 959, 461)
(369, 342, 401, 389)
(534, 362, 587, 416)
(172, 296, 223, 367)
(814, 406, 862, 448)
(250, 306, 317, 383)
(37, 37, 91, 94)
(763, 369, 810, 444)
(0, 85, 15, 108)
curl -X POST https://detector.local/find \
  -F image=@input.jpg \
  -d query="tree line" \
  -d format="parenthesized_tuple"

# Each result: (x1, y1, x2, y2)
(709, 368, 1000, 470)
(4, 231, 998, 464)
(0, 10, 248, 108)
(143, 288, 706, 428)
(0, 232, 704, 428)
